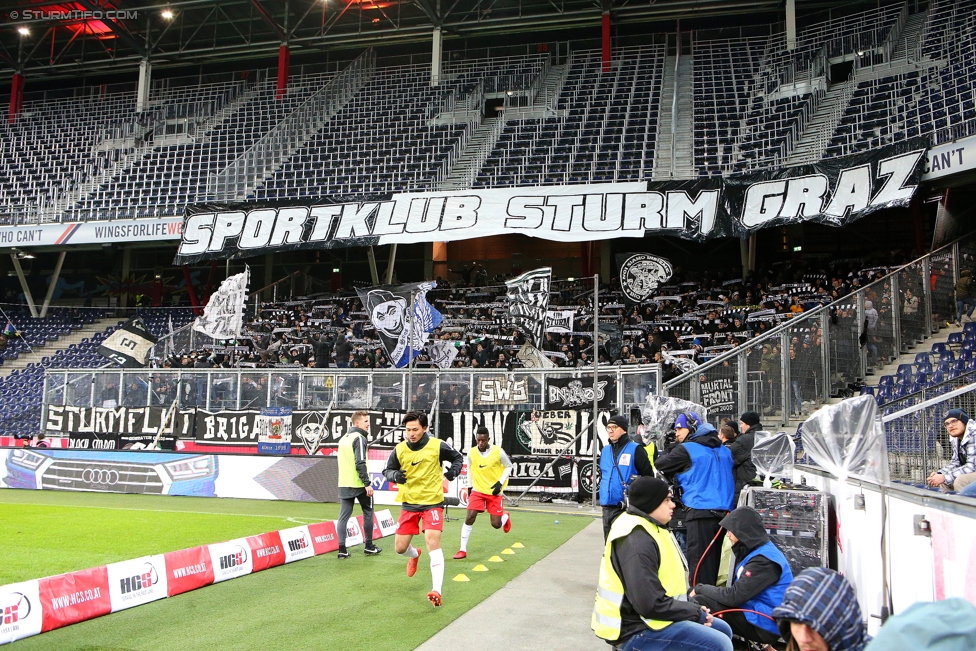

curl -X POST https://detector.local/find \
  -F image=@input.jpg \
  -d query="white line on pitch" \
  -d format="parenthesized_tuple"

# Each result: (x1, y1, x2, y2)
(0, 502, 327, 520)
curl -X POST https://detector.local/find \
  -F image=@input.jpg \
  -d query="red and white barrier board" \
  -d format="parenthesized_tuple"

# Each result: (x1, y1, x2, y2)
(0, 509, 395, 646)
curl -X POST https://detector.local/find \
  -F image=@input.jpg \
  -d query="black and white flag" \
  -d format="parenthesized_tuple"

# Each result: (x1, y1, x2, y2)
(618, 253, 674, 303)
(505, 267, 551, 347)
(516, 343, 556, 369)
(356, 281, 443, 368)
(427, 340, 460, 369)
(545, 309, 575, 333)
(98, 317, 158, 368)
(194, 267, 250, 340)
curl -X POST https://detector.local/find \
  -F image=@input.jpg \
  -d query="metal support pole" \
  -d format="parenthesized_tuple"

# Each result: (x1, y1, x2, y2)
(737, 349, 748, 415)
(39, 250, 66, 318)
(891, 274, 902, 357)
(10, 254, 38, 317)
(591, 273, 600, 510)
(856, 291, 867, 378)
(366, 246, 380, 285)
(780, 332, 790, 426)
(820, 309, 830, 403)
(385, 244, 398, 285)
(407, 289, 415, 411)
(921, 256, 933, 337)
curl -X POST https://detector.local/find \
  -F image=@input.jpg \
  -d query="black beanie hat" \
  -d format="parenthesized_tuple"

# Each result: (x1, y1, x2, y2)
(628, 477, 671, 514)
(608, 414, 629, 430)
(740, 411, 761, 427)
(945, 409, 970, 425)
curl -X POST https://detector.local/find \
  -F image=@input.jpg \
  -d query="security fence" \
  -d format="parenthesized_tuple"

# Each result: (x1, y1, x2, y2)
(42, 365, 660, 438)
(879, 374, 976, 486)
(665, 232, 976, 427)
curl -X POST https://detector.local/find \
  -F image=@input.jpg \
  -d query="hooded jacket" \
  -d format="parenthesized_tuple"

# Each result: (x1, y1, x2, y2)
(772, 567, 871, 651)
(694, 507, 793, 634)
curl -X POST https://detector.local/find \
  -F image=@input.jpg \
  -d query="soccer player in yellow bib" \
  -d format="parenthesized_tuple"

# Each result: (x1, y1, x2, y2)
(453, 426, 513, 560)
(383, 411, 463, 607)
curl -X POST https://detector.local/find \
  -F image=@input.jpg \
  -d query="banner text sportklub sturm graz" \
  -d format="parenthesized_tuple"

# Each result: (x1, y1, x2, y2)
(174, 140, 927, 264)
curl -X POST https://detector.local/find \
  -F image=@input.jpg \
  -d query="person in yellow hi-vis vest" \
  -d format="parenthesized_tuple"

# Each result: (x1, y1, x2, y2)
(336, 410, 382, 559)
(453, 426, 513, 560)
(592, 477, 733, 651)
(383, 411, 463, 607)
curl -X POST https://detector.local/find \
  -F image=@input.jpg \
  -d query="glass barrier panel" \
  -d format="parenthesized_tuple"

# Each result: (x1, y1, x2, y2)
(148, 372, 179, 408)
(210, 373, 239, 410)
(45, 372, 65, 407)
(121, 373, 150, 407)
(898, 262, 927, 348)
(301, 374, 335, 409)
(336, 375, 370, 409)
(786, 319, 825, 419)
(240, 373, 269, 409)
(94, 372, 122, 408)
(65, 373, 94, 407)
(270, 372, 300, 407)
(373, 373, 405, 411)
(438, 372, 472, 411)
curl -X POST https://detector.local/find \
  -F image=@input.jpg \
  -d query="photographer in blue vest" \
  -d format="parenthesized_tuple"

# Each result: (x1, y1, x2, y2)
(656, 412, 734, 586)
(599, 414, 655, 539)
(690, 506, 793, 647)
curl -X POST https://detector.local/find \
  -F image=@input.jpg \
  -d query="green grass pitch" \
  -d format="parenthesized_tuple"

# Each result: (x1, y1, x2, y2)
(0, 489, 591, 651)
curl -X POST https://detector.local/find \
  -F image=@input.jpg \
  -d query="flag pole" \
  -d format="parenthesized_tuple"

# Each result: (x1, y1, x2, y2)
(591, 273, 600, 510)
(407, 289, 415, 412)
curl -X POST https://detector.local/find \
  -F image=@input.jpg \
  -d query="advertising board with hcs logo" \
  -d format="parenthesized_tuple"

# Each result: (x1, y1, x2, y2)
(207, 539, 253, 583)
(277, 526, 315, 563)
(0, 580, 42, 645)
(246, 532, 286, 572)
(306, 521, 339, 555)
(342, 517, 365, 547)
(106, 555, 168, 612)
(163, 545, 214, 596)
(38, 566, 112, 632)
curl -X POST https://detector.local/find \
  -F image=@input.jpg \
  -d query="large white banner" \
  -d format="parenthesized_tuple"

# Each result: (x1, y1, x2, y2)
(175, 140, 927, 264)
(193, 268, 250, 340)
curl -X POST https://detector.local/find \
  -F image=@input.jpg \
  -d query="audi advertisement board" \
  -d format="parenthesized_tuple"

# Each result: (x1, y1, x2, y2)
(1, 450, 217, 496)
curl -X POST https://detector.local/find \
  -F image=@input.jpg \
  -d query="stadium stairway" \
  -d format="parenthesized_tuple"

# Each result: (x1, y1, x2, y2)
(652, 54, 696, 179)
(438, 117, 504, 190)
(784, 321, 963, 429)
(0, 316, 121, 378)
(786, 8, 934, 166)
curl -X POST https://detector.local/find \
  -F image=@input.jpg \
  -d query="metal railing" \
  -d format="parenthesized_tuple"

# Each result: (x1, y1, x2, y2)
(208, 49, 375, 201)
(40, 365, 662, 438)
(664, 232, 976, 427)
(878, 373, 976, 486)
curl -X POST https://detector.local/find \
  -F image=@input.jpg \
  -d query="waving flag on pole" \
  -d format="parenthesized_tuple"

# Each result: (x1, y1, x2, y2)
(356, 280, 443, 368)
(505, 267, 551, 347)
(193, 267, 250, 340)
(98, 317, 158, 367)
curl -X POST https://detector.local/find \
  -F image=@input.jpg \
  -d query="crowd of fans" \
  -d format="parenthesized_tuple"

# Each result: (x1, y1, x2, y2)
(154, 251, 921, 384)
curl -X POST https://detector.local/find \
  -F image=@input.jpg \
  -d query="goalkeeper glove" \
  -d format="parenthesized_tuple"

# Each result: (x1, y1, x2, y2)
(491, 481, 502, 496)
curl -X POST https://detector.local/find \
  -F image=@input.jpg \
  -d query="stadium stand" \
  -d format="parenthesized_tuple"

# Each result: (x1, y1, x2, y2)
(1, 1, 974, 225)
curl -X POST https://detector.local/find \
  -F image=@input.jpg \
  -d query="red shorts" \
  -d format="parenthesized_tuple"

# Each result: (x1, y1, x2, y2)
(467, 491, 504, 516)
(396, 507, 444, 535)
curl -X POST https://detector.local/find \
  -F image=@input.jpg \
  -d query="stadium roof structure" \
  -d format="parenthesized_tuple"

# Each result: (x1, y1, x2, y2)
(0, 0, 872, 81)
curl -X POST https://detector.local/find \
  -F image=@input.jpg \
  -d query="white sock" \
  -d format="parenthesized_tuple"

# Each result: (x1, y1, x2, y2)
(429, 548, 445, 593)
(501, 512, 510, 528)
(460, 524, 473, 552)
(398, 545, 420, 559)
